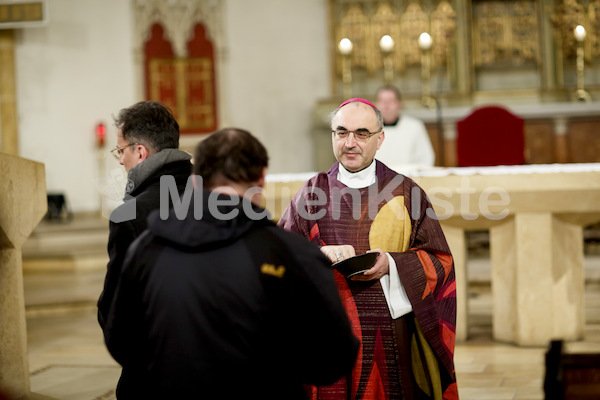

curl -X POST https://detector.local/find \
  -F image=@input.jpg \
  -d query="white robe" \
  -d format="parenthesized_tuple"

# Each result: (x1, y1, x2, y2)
(376, 114, 435, 171)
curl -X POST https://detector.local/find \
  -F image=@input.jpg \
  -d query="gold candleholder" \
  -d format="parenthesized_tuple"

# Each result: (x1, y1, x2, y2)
(418, 32, 436, 109)
(338, 38, 353, 99)
(380, 35, 394, 85)
(574, 25, 591, 102)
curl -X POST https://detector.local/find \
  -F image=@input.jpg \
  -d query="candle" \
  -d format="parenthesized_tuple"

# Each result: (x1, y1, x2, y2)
(418, 32, 432, 50)
(574, 25, 586, 42)
(380, 35, 394, 52)
(338, 38, 353, 55)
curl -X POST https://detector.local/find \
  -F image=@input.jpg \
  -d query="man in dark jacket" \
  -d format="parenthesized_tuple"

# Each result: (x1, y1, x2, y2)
(97, 101, 192, 328)
(103, 128, 359, 400)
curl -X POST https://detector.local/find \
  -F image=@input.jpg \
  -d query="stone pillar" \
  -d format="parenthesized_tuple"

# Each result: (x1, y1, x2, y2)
(490, 213, 585, 346)
(440, 224, 467, 342)
(0, 153, 46, 399)
(0, 30, 19, 155)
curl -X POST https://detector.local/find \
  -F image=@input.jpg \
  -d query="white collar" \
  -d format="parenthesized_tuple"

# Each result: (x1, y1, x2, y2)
(337, 161, 377, 189)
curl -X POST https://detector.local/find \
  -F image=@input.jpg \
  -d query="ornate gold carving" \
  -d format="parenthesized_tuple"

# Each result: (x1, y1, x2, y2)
(590, 0, 600, 57)
(551, 0, 586, 59)
(332, 1, 457, 77)
(473, 2, 507, 66)
(431, 1, 457, 67)
(400, 2, 429, 66)
(512, 2, 539, 64)
(337, 4, 370, 72)
(551, 0, 600, 63)
(473, 0, 539, 67)
(370, 2, 403, 73)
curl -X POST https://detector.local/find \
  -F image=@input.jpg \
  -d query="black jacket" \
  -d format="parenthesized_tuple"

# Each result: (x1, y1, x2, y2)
(98, 151, 192, 327)
(103, 191, 359, 399)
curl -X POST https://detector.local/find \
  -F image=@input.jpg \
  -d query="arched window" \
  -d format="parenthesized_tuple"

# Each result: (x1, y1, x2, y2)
(144, 22, 217, 134)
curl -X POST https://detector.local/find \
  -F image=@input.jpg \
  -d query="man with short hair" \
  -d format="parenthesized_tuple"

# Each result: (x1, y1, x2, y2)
(278, 99, 458, 400)
(103, 128, 359, 399)
(375, 85, 435, 168)
(98, 101, 192, 328)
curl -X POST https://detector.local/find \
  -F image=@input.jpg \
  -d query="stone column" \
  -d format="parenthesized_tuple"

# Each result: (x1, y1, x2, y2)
(490, 213, 585, 346)
(0, 153, 46, 399)
(0, 30, 19, 155)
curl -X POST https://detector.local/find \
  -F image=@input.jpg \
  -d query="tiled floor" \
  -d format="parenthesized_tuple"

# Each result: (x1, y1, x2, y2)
(20, 218, 600, 400)
(26, 297, 119, 399)
(22, 267, 600, 400)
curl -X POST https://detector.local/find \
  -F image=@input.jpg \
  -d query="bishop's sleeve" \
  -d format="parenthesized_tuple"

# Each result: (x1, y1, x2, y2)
(277, 184, 311, 238)
(388, 181, 456, 376)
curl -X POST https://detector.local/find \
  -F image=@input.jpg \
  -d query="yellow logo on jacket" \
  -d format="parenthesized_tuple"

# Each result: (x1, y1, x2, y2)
(260, 263, 286, 278)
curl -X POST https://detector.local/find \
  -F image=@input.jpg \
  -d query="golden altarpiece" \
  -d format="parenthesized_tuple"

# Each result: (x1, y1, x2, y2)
(313, 0, 600, 170)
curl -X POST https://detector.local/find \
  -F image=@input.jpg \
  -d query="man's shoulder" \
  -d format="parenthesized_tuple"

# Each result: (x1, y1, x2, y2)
(306, 172, 329, 187)
(155, 159, 192, 181)
(108, 188, 161, 226)
(299, 164, 337, 188)
(397, 114, 427, 132)
(249, 220, 316, 252)
(256, 224, 327, 266)
(136, 159, 191, 198)
(376, 161, 421, 187)
(262, 223, 310, 245)
(400, 113, 423, 124)
(164, 158, 192, 171)
(141, 157, 191, 183)
(108, 197, 138, 225)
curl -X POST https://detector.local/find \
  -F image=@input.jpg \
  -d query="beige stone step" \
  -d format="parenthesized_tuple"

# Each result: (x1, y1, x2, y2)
(22, 213, 108, 272)
(23, 255, 109, 273)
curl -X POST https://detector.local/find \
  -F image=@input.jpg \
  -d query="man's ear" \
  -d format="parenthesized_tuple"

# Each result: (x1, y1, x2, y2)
(137, 144, 151, 161)
(376, 130, 385, 150)
(257, 167, 267, 189)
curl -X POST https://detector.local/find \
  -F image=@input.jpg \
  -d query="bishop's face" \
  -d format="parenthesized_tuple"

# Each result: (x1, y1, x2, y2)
(331, 102, 384, 173)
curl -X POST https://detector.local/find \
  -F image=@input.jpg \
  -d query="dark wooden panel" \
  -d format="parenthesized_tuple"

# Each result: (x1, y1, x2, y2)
(444, 139, 457, 167)
(425, 123, 443, 166)
(568, 120, 600, 163)
(524, 121, 555, 164)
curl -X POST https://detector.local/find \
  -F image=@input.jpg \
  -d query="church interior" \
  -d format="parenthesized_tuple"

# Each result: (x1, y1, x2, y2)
(1, 0, 600, 399)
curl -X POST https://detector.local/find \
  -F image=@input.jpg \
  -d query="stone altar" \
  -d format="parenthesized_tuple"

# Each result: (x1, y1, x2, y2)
(264, 163, 600, 346)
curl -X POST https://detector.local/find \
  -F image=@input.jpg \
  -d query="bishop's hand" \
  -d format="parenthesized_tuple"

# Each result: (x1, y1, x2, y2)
(320, 245, 356, 263)
(351, 249, 389, 281)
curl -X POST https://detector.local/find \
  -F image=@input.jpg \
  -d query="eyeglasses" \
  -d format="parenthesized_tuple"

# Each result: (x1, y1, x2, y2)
(332, 128, 381, 142)
(110, 143, 138, 160)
